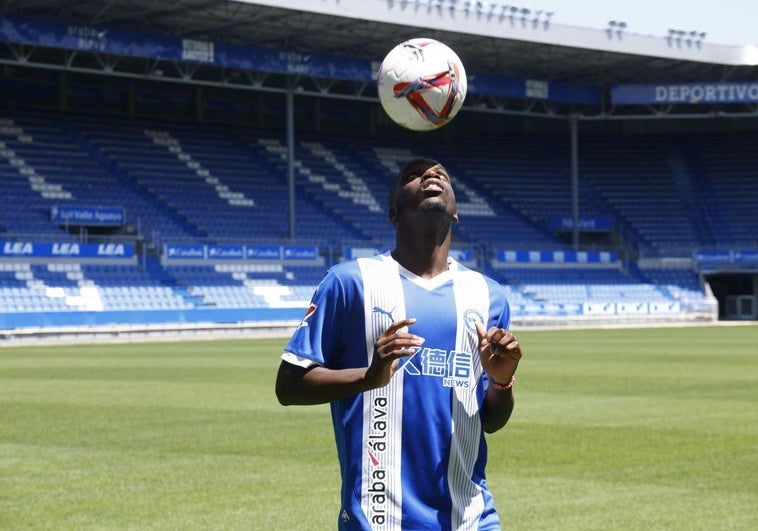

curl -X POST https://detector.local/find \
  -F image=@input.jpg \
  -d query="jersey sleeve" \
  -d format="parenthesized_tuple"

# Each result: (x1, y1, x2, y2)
(491, 280, 512, 330)
(483, 280, 513, 389)
(282, 269, 345, 368)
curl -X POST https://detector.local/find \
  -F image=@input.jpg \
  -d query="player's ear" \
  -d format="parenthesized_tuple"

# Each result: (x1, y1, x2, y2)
(452, 211, 459, 223)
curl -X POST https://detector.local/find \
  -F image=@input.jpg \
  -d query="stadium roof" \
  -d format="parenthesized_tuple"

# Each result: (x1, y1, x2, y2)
(1, 0, 757, 118)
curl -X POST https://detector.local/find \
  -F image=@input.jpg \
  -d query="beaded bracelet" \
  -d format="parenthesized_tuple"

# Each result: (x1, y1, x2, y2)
(489, 376, 516, 391)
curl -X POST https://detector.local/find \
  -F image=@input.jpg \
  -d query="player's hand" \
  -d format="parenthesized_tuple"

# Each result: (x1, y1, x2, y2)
(475, 322, 521, 386)
(364, 318, 424, 390)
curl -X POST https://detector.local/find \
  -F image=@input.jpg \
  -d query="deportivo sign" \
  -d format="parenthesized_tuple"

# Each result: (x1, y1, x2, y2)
(612, 82, 758, 105)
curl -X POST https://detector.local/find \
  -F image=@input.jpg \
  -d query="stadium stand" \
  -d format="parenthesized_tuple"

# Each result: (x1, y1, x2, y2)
(579, 135, 701, 256)
(0, 107, 739, 331)
(2, 2, 757, 338)
(684, 133, 758, 247)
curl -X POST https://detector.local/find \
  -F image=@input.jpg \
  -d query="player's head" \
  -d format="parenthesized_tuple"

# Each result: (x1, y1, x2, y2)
(388, 157, 458, 226)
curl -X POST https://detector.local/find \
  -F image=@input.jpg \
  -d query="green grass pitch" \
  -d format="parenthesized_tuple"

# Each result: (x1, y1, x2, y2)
(1, 325, 757, 530)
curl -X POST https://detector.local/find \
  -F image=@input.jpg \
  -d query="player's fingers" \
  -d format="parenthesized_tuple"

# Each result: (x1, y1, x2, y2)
(494, 338, 521, 360)
(490, 331, 520, 357)
(388, 335, 425, 353)
(376, 319, 415, 348)
(491, 329, 515, 345)
(386, 346, 418, 362)
(490, 327, 504, 341)
(482, 327, 506, 349)
(376, 334, 424, 362)
(384, 318, 417, 337)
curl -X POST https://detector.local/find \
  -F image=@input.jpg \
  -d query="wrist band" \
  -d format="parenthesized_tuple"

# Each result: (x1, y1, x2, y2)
(489, 376, 516, 391)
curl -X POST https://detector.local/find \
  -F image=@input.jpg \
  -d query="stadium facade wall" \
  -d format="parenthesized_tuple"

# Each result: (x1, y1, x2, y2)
(0, 308, 303, 330)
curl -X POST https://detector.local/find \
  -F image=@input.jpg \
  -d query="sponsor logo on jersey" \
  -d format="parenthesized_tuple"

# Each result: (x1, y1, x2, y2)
(367, 395, 388, 526)
(396, 347, 473, 388)
(298, 303, 317, 328)
(371, 305, 395, 324)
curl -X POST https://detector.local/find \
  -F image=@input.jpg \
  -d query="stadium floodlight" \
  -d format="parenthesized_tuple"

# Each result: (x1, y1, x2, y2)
(607, 20, 627, 39)
(530, 9, 543, 28)
(539, 10, 554, 29)
(500, 3, 552, 24)
(666, 28, 695, 43)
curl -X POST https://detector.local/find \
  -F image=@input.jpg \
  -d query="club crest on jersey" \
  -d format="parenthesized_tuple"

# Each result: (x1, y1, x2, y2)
(298, 303, 317, 328)
(463, 308, 484, 334)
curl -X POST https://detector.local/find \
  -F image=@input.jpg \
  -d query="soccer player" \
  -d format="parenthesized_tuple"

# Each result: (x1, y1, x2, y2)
(275, 157, 522, 530)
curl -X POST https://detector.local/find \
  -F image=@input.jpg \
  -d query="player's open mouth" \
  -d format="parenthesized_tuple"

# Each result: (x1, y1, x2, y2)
(421, 180, 444, 193)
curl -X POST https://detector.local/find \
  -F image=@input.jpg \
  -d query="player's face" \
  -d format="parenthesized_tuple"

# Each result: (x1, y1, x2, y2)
(393, 160, 458, 221)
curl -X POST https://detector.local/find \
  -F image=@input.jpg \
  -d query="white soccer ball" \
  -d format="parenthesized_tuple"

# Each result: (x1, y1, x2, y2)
(377, 38, 467, 131)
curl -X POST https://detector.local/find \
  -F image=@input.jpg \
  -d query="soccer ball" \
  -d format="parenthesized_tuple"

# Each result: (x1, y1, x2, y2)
(377, 38, 467, 131)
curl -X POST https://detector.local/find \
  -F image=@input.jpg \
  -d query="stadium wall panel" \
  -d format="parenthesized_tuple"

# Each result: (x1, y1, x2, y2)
(0, 307, 304, 330)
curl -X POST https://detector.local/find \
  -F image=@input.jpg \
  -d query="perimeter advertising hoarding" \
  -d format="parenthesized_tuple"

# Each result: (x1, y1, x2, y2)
(164, 244, 319, 262)
(495, 250, 617, 264)
(0, 241, 133, 258)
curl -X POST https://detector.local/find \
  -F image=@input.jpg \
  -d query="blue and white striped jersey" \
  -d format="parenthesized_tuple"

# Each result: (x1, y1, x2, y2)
(283, 252, 511, 530)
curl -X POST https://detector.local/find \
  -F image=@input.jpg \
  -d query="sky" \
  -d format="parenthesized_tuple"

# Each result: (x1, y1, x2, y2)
(524, 0, 756, 46)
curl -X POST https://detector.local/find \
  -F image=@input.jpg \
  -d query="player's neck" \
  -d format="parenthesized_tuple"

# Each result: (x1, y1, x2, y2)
(392, 234, 451, 279)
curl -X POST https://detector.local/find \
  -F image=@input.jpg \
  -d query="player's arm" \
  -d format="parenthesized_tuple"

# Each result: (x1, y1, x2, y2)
(275, 318, 424, 405)
(275, 361, 372, 405)
(481, 379, 515, 433)
(475, 322, 521, 433)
